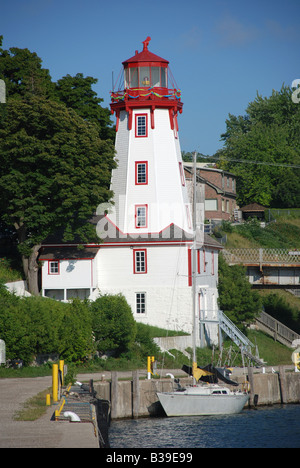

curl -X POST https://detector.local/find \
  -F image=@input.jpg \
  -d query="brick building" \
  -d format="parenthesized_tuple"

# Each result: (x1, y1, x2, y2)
(184, 163, 237, 223)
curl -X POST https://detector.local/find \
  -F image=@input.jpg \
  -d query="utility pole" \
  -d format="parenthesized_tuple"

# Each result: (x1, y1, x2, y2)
(0, 80, 6, 103)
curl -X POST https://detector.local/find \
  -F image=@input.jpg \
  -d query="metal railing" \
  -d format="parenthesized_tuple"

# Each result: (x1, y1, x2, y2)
(222, 248, 300, 265)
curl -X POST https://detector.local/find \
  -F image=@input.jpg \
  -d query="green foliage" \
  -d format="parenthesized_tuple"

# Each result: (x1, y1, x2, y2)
(91, 294, 137, 356)
(0, 287, 94, 365)
(0, 38, 116, 294)
(262, 293, 300, 334)
(218, 254, 262, 332)
(219, 86, 300, 208)
(55, 73, 115, 140)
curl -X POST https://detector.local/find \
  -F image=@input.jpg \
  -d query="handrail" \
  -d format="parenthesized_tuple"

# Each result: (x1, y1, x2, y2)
(218, 310, 254, 348)
(256, 310, 300, 346)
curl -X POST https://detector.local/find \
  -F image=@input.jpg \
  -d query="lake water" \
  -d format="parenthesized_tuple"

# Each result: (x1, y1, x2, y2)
(108, 404, 300, 448)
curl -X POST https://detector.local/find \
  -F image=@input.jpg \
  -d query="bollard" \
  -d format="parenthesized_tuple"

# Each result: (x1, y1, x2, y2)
(46, 394, 51, 406)
(52, 364, 58, 402)
(147, 356, 154, 379)
(59, 359, 64, 386)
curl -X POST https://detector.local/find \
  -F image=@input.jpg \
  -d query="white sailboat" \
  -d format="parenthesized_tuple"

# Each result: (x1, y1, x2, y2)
(157, 152, 249, 417)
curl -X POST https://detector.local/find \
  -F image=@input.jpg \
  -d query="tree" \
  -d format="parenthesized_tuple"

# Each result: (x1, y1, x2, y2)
(0, 97, 116, 294)
(56, 73, 115, 140)
(91, 294, 137, 356)
(218, 86, 300, 207)
(0, 35, 56, 100)
(218, 255, 261, 333)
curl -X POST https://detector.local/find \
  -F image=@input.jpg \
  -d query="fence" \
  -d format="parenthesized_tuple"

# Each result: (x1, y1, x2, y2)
(222, 248, 300, 266)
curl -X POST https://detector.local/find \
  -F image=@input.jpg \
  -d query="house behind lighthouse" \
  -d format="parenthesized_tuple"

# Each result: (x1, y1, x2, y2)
(40, 38, 222, 347)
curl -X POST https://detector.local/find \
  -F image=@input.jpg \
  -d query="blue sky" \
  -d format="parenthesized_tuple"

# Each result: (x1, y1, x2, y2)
(1, 0, 299, 155)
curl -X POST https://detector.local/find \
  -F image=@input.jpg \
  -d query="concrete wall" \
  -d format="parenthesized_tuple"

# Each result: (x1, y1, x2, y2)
(94, 368, 300, 420)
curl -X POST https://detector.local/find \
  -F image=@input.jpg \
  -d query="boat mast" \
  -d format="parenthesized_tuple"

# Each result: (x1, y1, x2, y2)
(192, 150, 197, 380)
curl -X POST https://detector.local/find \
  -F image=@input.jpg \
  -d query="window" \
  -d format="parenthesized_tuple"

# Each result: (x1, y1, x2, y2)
(205, 199, 218, 211)
(48, 260, 59, 275)
(134, 249, 147, 274)
(135, 114, 147, 137)
(135, 161, 148, 185)
(179, 162, 185, 186)
(135, 205, 148, 228)
(136, 292, 146, 314)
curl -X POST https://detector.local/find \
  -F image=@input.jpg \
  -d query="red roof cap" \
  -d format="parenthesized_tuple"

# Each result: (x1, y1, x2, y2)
(122, 37, 169, 65)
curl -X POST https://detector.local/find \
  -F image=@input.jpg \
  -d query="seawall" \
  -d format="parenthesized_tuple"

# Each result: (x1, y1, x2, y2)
(93, 367, 300, 420)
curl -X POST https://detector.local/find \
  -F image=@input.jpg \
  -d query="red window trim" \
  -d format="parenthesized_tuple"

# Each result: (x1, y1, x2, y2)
(188, 248, 192, 286)
(135, 161, 148, 185)
(135, 204, 148, 228)
(179, 162, 185, 186)
(48, 260, 60, 275)
(135, 113, 148, 137)
(133, 249, 147, 274)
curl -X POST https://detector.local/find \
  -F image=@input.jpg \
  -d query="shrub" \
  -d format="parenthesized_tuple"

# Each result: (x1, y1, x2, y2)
(91, 294, 137, 356)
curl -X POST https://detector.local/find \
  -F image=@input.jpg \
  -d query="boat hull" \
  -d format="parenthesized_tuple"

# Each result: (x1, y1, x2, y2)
(157, 391, 249, 417)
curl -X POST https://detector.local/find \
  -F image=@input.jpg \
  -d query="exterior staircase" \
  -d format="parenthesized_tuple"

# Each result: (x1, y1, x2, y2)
(218, 310, 265, 366)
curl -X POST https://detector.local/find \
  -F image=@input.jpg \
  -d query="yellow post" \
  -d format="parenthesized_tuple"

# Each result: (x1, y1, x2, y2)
(147, 356, 151, 379)
(52, 364, 58, 402)
(46, 393, 51, 406)
(59, 359, 64, 386)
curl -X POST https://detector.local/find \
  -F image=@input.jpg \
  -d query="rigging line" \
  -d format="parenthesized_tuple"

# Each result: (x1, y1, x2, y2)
(159, 241, 185, 379)
(200, 155, 300, 169)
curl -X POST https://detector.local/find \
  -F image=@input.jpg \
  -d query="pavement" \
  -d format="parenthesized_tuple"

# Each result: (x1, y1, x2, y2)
(0, 374, 101, 448)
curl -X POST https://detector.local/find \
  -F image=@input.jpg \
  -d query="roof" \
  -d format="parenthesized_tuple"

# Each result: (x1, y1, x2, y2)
(39, 247, 99, 260)
(98, 215, 223, 249)
(122, 37, 169, 65)
(240, 203, 266, 212)
(41, 215, 223, 250)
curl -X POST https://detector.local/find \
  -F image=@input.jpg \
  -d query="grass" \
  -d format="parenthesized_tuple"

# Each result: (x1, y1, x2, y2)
(219, 214, 300, 250)
(0, 257, 24, 283)
(13, 387, 52, 421)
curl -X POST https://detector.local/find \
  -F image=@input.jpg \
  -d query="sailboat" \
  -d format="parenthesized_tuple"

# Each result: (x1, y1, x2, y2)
(157, 152, 249, 417)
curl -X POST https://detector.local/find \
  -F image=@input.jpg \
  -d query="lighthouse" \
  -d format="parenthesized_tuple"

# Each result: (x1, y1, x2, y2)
(95, 38, 222, 345)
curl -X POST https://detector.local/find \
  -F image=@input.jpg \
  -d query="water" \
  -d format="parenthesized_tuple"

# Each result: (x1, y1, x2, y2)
(109, 405, 300, 448)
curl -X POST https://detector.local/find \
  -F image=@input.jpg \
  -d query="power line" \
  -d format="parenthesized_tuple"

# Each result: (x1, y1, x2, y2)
(199, 154, 300, 170)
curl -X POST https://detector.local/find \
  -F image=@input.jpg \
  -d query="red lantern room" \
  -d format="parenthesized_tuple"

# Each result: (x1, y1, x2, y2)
(110, 37, 183, 132)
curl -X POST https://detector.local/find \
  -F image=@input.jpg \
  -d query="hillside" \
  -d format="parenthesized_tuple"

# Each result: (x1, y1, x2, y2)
(215, 213, 300, 335)
(220, 214, 300, 250)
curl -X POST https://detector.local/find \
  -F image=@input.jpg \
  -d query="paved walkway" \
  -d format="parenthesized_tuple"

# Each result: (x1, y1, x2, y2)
(0, 375, 99, 448)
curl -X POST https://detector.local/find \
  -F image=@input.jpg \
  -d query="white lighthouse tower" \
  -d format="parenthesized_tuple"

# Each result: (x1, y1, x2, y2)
(108, 37, 192, 236)
(95, 38, 221, 345)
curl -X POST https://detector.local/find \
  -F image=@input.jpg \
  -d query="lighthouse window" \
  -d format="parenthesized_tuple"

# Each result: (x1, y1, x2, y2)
(135, 114, 147, 137)
(151, 67, 160, 87)
(130, 68, 138, 88)
(135, 205, 148, 228)
(134, 249, 147, 274)
(139, 67, 150, 87)
(135, 161, 148, 185)
(136, 292, 146, 314)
